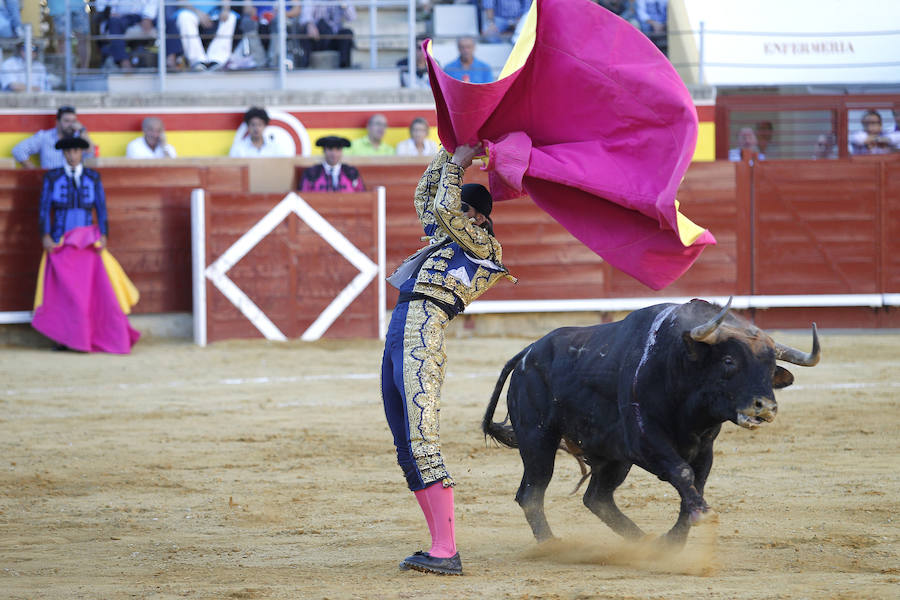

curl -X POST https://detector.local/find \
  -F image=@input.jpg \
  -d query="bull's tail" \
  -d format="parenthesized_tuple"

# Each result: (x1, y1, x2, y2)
(482, 346, 531, 449)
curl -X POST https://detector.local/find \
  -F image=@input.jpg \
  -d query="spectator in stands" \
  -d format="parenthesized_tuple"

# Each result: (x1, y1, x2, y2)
(397, 38, 428, 88)
(755, 120, 775, 158)
(12, 106, 96, 169)
(396, 117, 438, 157)
(48, 0, 91, 70)
(0, 0, 21, 39)
(850, 110, 894, 155)
(812, 133, 838, 160)
(349, 113, 395, 156)
(126, 117, 177, 159)
(595, 0, 638, 26)
(229, 106, 296, 157)
(297, 0, 356, 69)
(889, 109, 900, 151)
(728, 127, 761, 162)
(97, 0, 156, 71)
(1, 42, 50, 92)
(635, 0, 667, 54)
(482, 0, 530, 42)
(443, 36, 493, 84)
(176, 1, 238, 71)
(300, 135, 365, 192)
(238, 1, 303, 69)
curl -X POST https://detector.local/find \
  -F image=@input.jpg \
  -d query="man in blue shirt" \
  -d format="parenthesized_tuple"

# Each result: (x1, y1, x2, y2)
(442, 36, 493, 84)
(482, 0, 529, 42)
(12, 106, 96, 170)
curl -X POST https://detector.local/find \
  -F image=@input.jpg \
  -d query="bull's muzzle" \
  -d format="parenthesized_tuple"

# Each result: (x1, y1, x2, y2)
(736, 396, 777, 429)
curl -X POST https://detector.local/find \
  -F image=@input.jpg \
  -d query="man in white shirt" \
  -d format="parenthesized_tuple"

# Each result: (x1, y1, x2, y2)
(228, 107, 296, 158)
(0, 42, 50, 92)
(126, 117, 177, 159)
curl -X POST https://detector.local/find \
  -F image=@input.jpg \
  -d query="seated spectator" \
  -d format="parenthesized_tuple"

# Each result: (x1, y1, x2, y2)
(396, 117, 438, 157)
(595, 0, 639, 27)
(176, 1, 238, 71)
(635, 0, 667, 55)
(48, 0, 91, 70)
(297, 0, 356, 69)
(12, 105, 96, 169)
(349, 113, 395, 156)
(397, 39, 428, 88)
(889, 109, 900, 150)
(755, 120, 775, 158)
(443, 36, 493, 84)
(238, 2, 302, 69)
(300, 136, 365, 192)
(482, 0, 530, 42)
(0, 0, 21, 39)
(126, 117, 177, 158)
(97, 0, 156, 71)
(1, 42, 50, 92)
(728, 127, 762, 162)
(812, 133, 838, 160)
(850, 110, 894, 155)
(229, 106, 296, 157)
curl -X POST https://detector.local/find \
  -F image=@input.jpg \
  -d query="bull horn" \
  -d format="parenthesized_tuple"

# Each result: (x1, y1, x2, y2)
(775, 323, 821, 366)
(690, 296, 733, 342)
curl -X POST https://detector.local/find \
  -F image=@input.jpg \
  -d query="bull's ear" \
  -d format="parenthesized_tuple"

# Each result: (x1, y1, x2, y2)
(773, 366, 794, 389)
(681, 331, 702, 361)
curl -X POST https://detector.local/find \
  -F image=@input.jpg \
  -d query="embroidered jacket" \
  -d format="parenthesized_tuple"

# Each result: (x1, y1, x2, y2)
(407, 149, 514, 308)
(300, 163, 365, 192)
(39, 167, 108, 243)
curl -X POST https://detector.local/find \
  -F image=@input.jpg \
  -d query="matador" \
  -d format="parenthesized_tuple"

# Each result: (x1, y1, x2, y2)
(381, 144, 515, 575)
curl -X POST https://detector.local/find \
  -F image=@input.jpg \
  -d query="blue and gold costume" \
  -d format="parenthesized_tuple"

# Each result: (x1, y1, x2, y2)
(39, 166, 107, 243)
(382, 149, 514, 491)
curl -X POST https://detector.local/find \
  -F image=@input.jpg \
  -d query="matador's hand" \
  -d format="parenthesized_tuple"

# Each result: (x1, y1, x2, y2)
(450, 144, 483, 170)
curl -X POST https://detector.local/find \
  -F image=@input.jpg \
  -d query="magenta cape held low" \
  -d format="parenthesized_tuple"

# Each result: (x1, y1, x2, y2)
(32, 225, 140, 354)
(424, 0, 716, 290)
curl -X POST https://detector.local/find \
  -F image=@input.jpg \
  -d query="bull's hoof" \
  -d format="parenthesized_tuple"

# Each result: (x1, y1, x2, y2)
(690, 506, 718, 525)
(399, 551, 463, 576)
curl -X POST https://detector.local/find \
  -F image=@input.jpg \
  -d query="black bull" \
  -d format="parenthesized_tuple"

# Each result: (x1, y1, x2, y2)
(482, 298, 820, 547)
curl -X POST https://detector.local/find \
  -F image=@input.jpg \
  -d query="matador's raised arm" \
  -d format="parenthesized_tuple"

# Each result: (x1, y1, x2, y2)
(413, 148, 451, 241)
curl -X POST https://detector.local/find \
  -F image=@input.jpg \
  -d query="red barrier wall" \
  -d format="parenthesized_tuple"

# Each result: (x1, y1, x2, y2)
(3, 156, 899, 335)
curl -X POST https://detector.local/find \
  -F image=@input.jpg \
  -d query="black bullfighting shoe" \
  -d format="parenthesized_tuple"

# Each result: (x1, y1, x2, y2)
(399, 551, 463, 575)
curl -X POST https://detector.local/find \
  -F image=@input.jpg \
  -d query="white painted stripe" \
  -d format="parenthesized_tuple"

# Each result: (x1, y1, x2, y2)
(4, 370, 499, 397)
(291, 192, 378, 340)
(464, 294, 900, 314)
(377, 186, 387, 341)
(0, 311, 32, 324)
(205, 272, 288, 341)
(190, 189, 207, 347)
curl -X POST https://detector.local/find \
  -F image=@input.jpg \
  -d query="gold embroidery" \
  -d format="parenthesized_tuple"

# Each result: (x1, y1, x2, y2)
(402, 300, 454, 487)
(414, 150, 451, 238)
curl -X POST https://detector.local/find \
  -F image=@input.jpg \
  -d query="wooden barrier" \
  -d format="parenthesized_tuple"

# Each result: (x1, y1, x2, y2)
(2, 155, 899, 335)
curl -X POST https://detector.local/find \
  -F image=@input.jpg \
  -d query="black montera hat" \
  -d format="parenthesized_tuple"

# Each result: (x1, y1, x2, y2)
(316, 135, 351, 149)
(461, 183, 492, 217)
(55, 136, 90, 150)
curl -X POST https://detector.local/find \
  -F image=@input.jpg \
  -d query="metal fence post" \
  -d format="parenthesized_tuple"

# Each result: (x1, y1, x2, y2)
(698, 20, 705, 86)
(369, 0, 378, 69)
(158, 0, 167, 93)
(278, 0, 287, 88)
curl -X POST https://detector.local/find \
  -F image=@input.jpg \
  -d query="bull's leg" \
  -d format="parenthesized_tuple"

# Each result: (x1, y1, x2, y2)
(514, 434, 560, 543)
(662, 442, 715, 547)
(582, 461, 645, 540)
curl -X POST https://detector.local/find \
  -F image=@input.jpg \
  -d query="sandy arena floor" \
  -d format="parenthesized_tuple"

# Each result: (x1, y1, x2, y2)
(0, 328, 898, 599)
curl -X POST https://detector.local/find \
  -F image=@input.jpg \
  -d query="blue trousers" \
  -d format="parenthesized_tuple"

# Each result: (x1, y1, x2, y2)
(381, 299, 453, 491)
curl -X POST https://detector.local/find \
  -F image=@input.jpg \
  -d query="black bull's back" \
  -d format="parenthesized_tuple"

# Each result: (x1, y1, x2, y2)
(482, 299, 820, 547)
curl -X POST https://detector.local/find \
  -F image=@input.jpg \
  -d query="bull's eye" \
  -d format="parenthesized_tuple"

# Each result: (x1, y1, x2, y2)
(722, 354, 737, 377)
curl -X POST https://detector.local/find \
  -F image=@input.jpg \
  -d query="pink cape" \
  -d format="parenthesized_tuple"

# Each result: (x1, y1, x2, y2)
(425, 0, 716, 290)
(32, 225, 140, 354)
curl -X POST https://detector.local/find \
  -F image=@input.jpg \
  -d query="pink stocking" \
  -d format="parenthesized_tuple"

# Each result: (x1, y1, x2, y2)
(413, 483, 457, 558)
